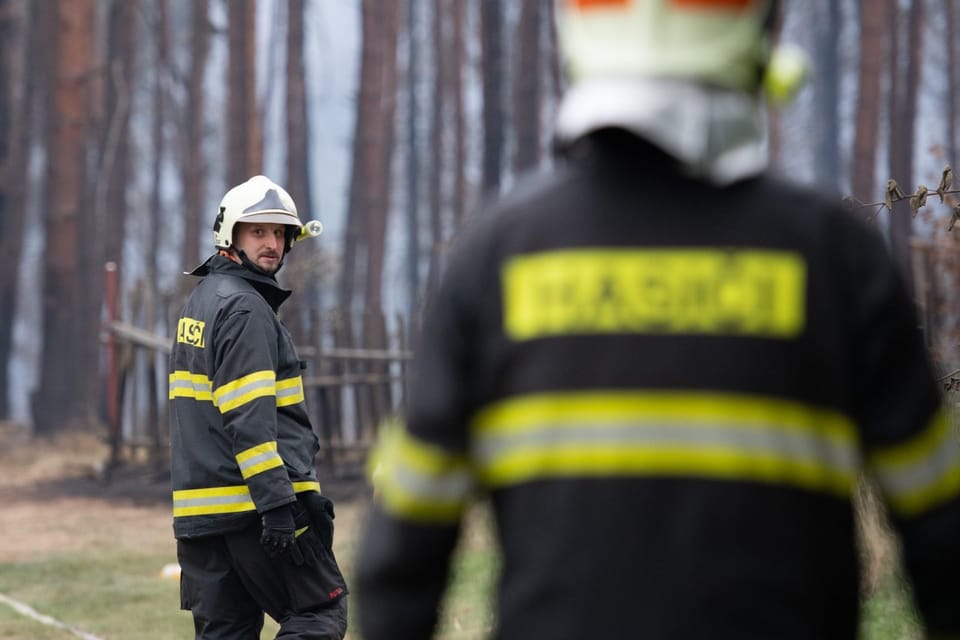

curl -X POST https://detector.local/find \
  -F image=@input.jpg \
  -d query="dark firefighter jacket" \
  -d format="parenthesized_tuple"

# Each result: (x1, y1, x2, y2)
(169, 255, 321, 539)
(356, 131, 960, 640)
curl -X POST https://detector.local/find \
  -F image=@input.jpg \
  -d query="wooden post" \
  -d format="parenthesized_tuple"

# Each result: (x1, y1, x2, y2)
(104, 262, 121, 471)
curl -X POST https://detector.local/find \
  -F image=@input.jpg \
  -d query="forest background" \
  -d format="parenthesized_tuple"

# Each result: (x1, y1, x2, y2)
(0, 0, 958, 438)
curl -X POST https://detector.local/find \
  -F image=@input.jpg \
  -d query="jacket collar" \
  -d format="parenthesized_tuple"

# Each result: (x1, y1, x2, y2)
(187, 254, 292, 311)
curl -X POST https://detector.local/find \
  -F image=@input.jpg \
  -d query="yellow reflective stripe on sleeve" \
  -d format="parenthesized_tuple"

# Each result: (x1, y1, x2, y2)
(173, 483, 321, 518)
(276, 376, 305, 407)
(292, 481, 321, 494)
(470, 391, 859, 497)
(502, 249, 806, 340)
(172, 485, 256, 517)
(168, 371, 213, 401)
(235, 441, 284, 479)
(868, 409, 960, 517)
(370, 419, 475, 524)
(214, 370, 277, 413)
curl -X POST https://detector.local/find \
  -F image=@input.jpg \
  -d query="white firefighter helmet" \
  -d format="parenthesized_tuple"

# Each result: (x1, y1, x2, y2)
(213, 175, 303, 250)
(558, 0, 779, 93)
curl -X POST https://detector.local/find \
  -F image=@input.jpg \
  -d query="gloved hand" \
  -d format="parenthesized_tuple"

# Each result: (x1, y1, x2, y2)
(300, 491, 335, 550)
(260, 504, 304, 565)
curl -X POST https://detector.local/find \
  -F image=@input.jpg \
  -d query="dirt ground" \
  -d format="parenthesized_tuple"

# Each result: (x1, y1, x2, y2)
(0, 421, 370, 564)
(0, 422, 172, 563)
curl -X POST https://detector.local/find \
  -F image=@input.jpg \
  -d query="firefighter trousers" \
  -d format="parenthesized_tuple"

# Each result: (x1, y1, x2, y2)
(178, 518, 348, 640)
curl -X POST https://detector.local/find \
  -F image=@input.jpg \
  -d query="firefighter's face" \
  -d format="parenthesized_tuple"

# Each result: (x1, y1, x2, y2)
(234, 222, 286, 274)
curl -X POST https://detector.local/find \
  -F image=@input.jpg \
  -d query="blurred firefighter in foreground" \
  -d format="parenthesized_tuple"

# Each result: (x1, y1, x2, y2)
(356, 1, 960, 638)
(169, 175, 347, 639)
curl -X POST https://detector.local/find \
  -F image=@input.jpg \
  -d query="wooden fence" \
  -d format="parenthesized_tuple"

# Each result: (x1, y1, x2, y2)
(101, 311, 412, 480)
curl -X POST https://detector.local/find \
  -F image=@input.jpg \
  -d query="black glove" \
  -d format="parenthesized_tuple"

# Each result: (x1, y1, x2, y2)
(300, 491, 335, 550)
(260, 504, 304, 565)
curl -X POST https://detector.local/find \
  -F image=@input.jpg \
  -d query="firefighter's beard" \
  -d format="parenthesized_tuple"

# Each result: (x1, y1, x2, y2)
(237, 250, 284, 277)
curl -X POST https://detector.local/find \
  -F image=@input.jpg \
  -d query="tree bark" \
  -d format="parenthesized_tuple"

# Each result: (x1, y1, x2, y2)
(404, 0, 421, 319)
(101, 0, 136, 287)
(851, 0, 888, 204)
(481, 0, 504, 196)
(426, 0, 445, 293)
(36, 0, 95, 434)
(283, 0, 314, 343)
(946, 0, 958, 166)
(0, 0, 28, 420)
(340, 0, 379, 314)
(181, 0, 210, 278)
(887, 0, 923, 299)
(814, 0, 841, 189)
(227, 0, 261, 187)
(513, 0, 542, 174)
(363, 0, 399, 318)
(451, 0, 466, 228)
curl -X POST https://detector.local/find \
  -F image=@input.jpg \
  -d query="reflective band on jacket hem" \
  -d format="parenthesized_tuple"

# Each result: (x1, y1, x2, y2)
(470, 391, 860, 497)
(173, 482, 322, 518)
(868, 409, 960, 516)
(236, 441, 284, 479)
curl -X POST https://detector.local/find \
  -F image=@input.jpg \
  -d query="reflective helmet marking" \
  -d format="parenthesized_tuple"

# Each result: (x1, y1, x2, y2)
(242, 189, 289, 215)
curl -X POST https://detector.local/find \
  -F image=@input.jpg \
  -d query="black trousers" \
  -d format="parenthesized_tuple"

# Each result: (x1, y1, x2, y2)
(178, 516, 348, 640)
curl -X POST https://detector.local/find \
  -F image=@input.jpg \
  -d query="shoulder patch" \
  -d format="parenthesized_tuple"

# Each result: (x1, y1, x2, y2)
(177, 317, 206, 348)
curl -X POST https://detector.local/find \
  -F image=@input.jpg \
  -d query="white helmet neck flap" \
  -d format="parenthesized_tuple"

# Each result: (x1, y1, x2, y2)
(213, 175, 303, 251)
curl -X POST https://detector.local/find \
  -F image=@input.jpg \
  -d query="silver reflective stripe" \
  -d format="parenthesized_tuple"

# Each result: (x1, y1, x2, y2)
(474, 421, 858, 473)
(169, 377, 212, 396)
(216, 379, 274, 406)
(276, 383, 303, 402)
(175, 494, 250, 509)
(393, 464, 476, 503)
(875, 436, 960, 499)
(237, 449, 283, 477)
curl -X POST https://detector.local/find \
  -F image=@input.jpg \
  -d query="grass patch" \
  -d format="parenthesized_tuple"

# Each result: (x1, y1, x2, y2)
(0, 497, 926, 639)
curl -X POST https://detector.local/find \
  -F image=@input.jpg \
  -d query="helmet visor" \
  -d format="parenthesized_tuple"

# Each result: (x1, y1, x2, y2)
(238, 211, 302, 227)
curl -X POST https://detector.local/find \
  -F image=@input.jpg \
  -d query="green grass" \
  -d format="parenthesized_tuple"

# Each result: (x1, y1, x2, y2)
(859, 572, 923, 640)
(0, 501, 926, 639)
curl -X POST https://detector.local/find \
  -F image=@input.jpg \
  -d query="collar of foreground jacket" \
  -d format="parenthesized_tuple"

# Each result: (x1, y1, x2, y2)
(187, 254, 292, 312)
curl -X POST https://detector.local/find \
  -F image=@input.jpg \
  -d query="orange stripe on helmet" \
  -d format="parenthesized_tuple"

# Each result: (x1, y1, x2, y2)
(571, 0, 629, 8)
(671, 0, 758, 8)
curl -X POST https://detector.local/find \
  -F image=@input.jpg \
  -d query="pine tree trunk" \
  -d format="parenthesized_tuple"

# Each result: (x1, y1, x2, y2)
(887, 0, 923, 298)
(181, 0, 209, 278)
(851, 0, 888, 203)
(513, 0, 541, 173)
(36, 0, 95, 435)
(227, 0, 260, 186)
(0, 0, 28, 420)
(481, 0, 504, 196)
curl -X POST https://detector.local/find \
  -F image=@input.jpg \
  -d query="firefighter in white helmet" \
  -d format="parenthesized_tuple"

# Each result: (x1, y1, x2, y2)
(356, 1, 960, 639)
(170, 175, 347, 639)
